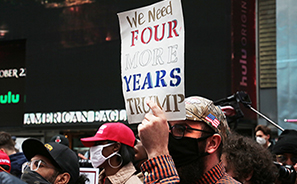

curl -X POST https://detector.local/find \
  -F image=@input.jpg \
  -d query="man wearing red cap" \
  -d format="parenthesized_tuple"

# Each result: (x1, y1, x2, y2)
(81, 122, 142, 184)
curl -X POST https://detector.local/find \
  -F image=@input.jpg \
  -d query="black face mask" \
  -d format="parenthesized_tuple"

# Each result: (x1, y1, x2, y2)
(21, 169, 51, 184)
(168, 133, 212, 167)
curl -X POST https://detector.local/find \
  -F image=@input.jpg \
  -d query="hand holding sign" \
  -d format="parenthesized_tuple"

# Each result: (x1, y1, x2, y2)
(138, 100, 170, 159)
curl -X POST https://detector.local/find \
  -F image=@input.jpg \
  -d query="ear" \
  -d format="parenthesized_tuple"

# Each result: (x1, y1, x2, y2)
(0, 148, 7, 154)
(205, 134, 221, 154)
(267, 134, 270, 140)
(113, 142, 121, 152)
(245, 170, 253, 182)
(55, 173, 70, 184)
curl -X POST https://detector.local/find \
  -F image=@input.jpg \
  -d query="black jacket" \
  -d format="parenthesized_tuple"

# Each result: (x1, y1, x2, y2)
(0, 172, 27, 184)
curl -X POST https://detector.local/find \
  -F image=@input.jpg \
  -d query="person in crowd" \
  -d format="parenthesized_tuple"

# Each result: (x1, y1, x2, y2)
(80, 122, 142, 184)
(21, 138, 88, 184)
(272, 129, 297, 184)
(133, 138, 148, 173)
(0, 148, 27, 183)
(222, 133, 278, 184)
(50, 134, 90, 165)
(255, 125, 274, 151)
(138, 96, 240, 184)
(11, 136, 21, 152)
(0, 150, 11, 173)
(0, 131, 27, 178)
(133, 138, 148, 182)
(50, 134, 69, 147)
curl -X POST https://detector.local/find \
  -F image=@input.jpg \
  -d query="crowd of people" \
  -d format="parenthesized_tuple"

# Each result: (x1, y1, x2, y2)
(0, 95, 297, 184)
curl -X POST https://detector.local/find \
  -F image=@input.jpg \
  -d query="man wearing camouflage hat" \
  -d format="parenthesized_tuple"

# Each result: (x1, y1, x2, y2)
(138, 96, 240, 184)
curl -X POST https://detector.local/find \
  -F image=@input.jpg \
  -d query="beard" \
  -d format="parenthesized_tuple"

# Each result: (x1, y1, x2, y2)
(175, 140, 207, 184)
(176, 156, 206, 184)
(44, 171, 59, 184)
(45, 176, 56, 184)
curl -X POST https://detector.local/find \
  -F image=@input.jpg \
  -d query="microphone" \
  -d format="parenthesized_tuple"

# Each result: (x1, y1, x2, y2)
(215, 91, 285, 131)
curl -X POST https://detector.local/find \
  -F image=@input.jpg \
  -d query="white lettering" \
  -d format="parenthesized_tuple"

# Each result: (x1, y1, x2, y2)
(23, 110, 127, 125)
(0, 68, 26, 78)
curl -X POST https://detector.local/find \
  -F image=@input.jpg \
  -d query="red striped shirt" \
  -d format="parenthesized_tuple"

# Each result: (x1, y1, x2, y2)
(141, 155, 240, 184)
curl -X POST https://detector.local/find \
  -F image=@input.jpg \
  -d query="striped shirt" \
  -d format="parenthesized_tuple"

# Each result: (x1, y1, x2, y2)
(196, 162, 240, 184)
(141, 155, 240, 184)
(141, 155, 179, 184)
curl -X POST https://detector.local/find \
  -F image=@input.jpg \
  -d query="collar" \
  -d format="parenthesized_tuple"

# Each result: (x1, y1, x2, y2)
(196, 162, 225, 184)
(100, 162, 136, 184)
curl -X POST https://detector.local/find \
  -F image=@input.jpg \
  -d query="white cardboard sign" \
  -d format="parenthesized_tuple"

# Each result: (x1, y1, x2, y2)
(118, 0, 186, 124)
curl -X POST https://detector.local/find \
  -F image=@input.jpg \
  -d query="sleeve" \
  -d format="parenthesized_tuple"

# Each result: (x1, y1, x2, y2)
(140, 155, 180, 184)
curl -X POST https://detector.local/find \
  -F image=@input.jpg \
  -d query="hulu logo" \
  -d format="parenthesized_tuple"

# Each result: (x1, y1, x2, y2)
(0, 91, 20, 104)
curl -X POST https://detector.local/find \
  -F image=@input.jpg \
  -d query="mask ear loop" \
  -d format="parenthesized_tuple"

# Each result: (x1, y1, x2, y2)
(0, 165, 9, 173)
(108, 153, 123, 169)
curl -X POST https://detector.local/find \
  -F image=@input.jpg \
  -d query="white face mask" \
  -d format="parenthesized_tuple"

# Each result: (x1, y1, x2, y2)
(256, 136, 266, 145)
(90, 143, 118, 168)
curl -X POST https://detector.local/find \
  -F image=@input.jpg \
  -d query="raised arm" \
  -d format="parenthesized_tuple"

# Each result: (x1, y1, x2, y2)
(138, 100, 180, 184)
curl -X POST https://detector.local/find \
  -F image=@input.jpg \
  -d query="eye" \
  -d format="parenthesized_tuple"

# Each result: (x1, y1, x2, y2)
(33, 161, 40, 167)
(184, 125, 193, 133)
(174, 125, 185, 133)
(39, 162, 46, 168)
(35, 160, 47, 168)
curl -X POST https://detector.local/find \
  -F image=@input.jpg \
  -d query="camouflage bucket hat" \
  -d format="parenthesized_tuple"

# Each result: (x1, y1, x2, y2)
(185, 96, 230, 144)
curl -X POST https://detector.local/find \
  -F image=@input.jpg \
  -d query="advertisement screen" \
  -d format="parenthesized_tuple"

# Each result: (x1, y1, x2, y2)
(0, 40, 26, 126)
(0, 0, 234, 127)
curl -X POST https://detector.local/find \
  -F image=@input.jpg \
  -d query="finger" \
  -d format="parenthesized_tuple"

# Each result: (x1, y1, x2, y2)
(146, 100, 165, 118)
(144, 112, 154, 121)
(137, 123, 145, 135)
(138, 123, 143, 131)
(141, 118, 150, 125)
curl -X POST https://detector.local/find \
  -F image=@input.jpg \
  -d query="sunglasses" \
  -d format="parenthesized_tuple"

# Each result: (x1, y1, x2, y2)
(276, 154, 297, 165)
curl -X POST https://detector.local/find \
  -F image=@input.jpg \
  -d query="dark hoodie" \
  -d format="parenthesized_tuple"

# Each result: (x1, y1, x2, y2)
(9, 152, 27, 178)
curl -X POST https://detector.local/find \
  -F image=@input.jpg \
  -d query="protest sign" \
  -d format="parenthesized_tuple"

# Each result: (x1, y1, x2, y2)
(80, 167, 99, 184)
(118, 0, 185, 123)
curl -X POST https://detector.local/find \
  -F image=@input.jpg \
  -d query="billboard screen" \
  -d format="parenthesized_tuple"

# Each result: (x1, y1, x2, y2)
(0, 0, 233, 127)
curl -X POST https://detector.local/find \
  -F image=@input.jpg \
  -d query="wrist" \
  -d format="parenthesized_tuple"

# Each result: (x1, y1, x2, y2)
(147, 149, 170, 159)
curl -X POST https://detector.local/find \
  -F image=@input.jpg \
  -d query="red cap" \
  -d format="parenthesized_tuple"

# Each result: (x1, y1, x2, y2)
(0, 150, 11, 173)
(80, 123, 135, 148)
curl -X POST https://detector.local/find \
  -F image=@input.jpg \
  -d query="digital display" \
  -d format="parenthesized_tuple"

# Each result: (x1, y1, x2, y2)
(1, 0, 235, 127)
(0, 39, 26, 126)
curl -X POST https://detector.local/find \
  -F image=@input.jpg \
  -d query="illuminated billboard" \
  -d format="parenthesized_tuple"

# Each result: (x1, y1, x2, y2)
(0, 0, 255, 128)
(0, 39, 26, 126)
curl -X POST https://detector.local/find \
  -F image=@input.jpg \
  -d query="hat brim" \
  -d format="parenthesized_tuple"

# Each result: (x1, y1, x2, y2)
(80, 136, 107, 147)
(22, 139, 60, 169)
